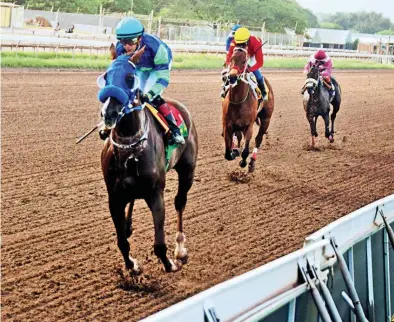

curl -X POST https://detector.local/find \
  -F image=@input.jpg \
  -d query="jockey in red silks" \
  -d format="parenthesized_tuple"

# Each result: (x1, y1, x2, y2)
(225, 27, 267, 101)
(304, 49, 335, 98)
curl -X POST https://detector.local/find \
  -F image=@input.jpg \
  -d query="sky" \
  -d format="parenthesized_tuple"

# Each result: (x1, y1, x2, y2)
(296, 0, 394, 23)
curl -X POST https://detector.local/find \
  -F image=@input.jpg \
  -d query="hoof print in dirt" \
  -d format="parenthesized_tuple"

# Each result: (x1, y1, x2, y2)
(229, 170, 251, 184)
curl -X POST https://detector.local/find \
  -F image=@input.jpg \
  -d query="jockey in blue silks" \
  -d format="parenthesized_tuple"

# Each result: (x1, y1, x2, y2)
(226, 24, 241, 52)
(100, 17, 185, 145)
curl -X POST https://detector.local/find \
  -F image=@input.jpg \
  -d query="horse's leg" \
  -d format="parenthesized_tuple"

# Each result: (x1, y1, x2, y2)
(307, 114, 318, 148)
(225, 127, 236, 161)
(147, 190, 181, 273)
(173, 162, 196, 263)
(330, 101, 340, 138)
(324, 113, 331, 141)
(240, 124, 253, 168)
(109, 196, 142, 275)
(125, 200, 135, 238)
(250, 111, 272, 172)
(232, 131, 242, 157)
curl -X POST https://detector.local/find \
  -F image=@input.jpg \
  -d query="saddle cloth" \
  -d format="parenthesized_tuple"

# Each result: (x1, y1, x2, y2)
(223, 73, 269, 101)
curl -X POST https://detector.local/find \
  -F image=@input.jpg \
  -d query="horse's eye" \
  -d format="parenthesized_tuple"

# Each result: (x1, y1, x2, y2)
(125, 73, 134, 89)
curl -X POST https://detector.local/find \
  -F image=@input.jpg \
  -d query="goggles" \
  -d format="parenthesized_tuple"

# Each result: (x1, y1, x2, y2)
(119, 37, 139, 46)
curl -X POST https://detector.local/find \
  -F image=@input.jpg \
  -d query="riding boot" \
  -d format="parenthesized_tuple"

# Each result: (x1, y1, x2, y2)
(153, 96, 185, 145)
(324, 77, 335, 101)
(257, 79, 268, 101)
(164, 111, 185, 145)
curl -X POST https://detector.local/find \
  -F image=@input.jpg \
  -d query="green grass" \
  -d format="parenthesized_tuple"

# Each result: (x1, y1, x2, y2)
(1, 51, 393, 70)
(265, 57, 394, 69)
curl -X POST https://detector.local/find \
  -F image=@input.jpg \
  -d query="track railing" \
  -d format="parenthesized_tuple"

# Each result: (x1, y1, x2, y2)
(1, 34, 394, 64)
(140, 195, 394, 322)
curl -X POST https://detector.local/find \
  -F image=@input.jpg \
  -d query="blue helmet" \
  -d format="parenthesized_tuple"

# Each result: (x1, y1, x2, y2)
(115, 17, 144, 40)
(231, 24, 241, 32)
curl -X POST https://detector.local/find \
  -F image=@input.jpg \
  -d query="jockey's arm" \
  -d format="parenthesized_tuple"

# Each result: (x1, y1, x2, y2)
(115, 41, 126, 57)
(147, 44, 171, 100)
(320, 59, 332, 77)
(303, 59, 312, 74)
(248, 40, 263, 72)
(225, 42, 235, 66)
(249, 37, 264, 73)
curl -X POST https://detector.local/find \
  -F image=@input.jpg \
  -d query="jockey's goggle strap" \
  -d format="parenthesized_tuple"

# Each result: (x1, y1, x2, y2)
(119, 37, 139, 46)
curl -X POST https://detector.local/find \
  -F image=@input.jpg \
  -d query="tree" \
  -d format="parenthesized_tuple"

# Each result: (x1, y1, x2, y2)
(376, 29, 394, 35)
(324, 11, 393, 34)
(319, 22, 342, 30)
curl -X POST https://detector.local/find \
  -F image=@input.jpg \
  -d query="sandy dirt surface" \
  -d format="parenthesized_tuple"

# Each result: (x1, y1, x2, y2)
(2, 69, 394, 321)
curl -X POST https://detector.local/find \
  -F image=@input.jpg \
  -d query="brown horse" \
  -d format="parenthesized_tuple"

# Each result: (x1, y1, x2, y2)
(222, 47, 274, 172)
(99, 46, 198, 274)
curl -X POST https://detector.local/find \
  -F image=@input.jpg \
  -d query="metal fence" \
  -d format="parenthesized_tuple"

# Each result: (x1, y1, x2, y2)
(141, 194, 394, 322)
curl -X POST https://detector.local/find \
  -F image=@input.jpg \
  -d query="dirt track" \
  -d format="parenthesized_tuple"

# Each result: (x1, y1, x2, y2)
(2, 69, 394, 321)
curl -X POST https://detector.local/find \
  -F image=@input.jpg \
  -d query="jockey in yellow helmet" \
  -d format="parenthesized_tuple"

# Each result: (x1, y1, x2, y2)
(225, 27, 267, 101)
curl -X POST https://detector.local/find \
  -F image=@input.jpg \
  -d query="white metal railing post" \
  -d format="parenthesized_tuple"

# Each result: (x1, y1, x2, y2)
(383, 230, 391, 322)
(366, 237, 375, 322)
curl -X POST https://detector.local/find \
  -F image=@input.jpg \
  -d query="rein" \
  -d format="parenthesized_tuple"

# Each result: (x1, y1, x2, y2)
(229, 81, 250, 105)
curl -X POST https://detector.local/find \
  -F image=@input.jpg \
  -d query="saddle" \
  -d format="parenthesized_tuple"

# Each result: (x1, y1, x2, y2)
(145, 102, 186, 134)
(222, 73, 269, 104)
(145, 102, 188, 171)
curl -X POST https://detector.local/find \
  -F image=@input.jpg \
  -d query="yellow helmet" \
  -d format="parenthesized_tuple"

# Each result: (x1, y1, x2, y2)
(234, 27, 251, 44)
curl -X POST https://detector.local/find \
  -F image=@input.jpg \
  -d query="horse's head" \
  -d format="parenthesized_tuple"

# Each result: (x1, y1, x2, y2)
(307, 64, 320, 81)
(228, 47, 248, 84)
(304, 64, 320, 95)
(97, 44, 145, 129)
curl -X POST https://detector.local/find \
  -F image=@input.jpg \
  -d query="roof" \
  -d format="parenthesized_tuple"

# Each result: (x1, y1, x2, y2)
(352, 33, 393, 44)
(305, 28, 352, 45)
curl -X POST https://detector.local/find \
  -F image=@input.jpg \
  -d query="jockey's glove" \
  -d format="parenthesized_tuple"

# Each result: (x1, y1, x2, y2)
(140, 90, 155, 104)
(221, 68, 229, 82)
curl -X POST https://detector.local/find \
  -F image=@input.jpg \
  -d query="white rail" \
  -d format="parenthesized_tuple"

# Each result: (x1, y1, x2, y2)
(141, 195, 394, 322)
(1, 34, 394, 63)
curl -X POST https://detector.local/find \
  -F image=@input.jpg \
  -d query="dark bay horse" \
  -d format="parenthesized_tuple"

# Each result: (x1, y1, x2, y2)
(99, 46, 198, 274)
(222, 47, 274, 172)
(303, 65, 341, 148)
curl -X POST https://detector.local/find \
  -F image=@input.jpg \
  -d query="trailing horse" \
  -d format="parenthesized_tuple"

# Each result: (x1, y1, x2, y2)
(99, 46, 198, 274)
(302, 65, 341, 148)
(222, 47, 274, 172)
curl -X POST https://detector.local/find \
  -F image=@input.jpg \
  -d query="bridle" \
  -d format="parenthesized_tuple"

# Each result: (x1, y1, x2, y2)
(303, 66, 320, 95)
(227, 47, 250, 104)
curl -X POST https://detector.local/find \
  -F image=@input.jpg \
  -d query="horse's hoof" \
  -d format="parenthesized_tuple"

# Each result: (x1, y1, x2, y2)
(248, 163, 255, 173)
(329, 135, 334, 143)
(239, 159, 247, 168)
(225, 152, 236, 161)
(176, 254, 188, 265)
(126, 261, 143, 276)
(174, 246, 188, 264)
(165, 259, 182, 273)
(232, 148, 240, 157)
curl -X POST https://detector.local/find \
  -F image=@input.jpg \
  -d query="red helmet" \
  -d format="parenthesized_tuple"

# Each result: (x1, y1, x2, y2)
(314, 49, 327, 60)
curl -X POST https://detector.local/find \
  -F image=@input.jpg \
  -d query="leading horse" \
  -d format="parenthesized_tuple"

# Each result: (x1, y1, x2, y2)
(302, 65, 341, 148)
(222, 47, 274, 172)
(99, 46, 198, 274)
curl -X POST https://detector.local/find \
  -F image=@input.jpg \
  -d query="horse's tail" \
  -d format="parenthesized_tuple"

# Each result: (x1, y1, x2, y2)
(264, 77, 274, 103)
